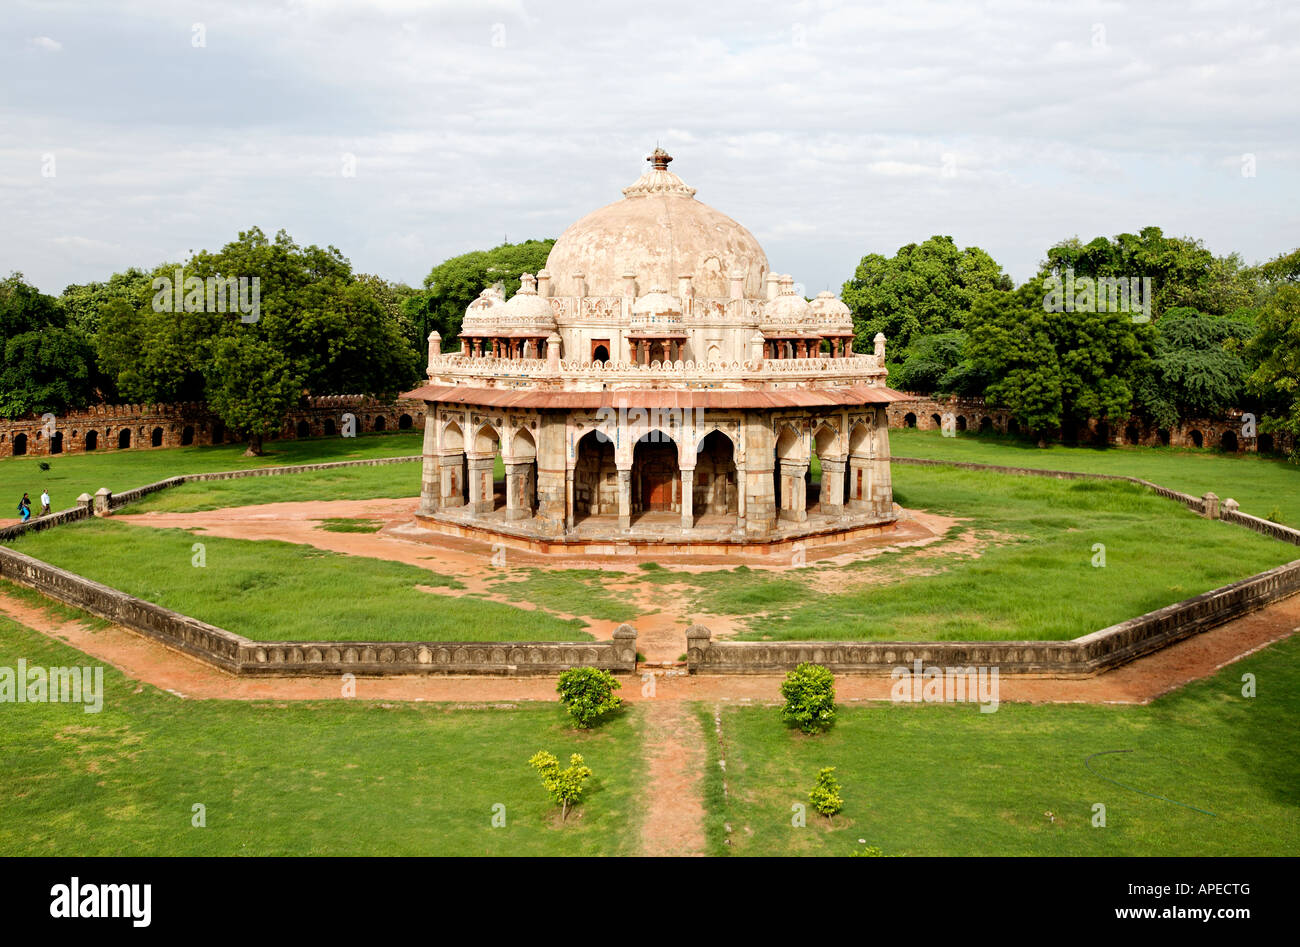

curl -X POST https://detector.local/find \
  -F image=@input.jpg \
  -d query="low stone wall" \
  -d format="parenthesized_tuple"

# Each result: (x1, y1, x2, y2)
(1, 396, 424, 458)
(0, 543, 637, 676)
(686, 558, 1300, 675)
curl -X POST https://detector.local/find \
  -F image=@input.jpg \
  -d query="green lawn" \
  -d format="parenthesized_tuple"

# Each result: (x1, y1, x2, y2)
(0, 432, 422, 517)
(126, 462, 421, 513)
(5, 520, 589, 642)
(499, 464, 1299, 642)
(0, 616, 642, 856)
(699, 634, 1300, 856)
(890, 428, 1300, 526)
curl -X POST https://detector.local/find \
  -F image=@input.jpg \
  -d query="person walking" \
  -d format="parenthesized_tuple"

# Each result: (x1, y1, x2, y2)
(18, 492, 32, 522)
(40, 489, 51, 515)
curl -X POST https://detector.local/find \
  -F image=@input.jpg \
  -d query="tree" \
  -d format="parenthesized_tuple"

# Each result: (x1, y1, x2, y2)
(889, 330, 988, 396)
(556, 667, 623, 729)
(528, 750, 593, 822)
(418, 239, 555, 348)
(205, 334, 303, 457)
(0, 274, 98, 418)
(809, 767, 844, 821)
(1246, 285, 1300, 454)
(1132, 307, 1254, 429)
(1040, 227, 1256, 320)
(960, 280, 1155, 442)
(841, 236, 1012, 356)
(780, 663, 837, 735)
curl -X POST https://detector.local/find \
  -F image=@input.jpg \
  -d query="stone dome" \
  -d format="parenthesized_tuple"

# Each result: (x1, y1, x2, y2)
(761, 275, 815, 331)
(499, 274, 557, 327)
(810, 290, 854, 331)
(543, 148, 770, 299)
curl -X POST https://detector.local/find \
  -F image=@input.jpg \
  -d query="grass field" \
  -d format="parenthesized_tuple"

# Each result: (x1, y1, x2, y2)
(500, 464, 1299, 642)
(0, 432, 423, 517)
(0, 615, 642, 856)
(125, 462, 421, 513)
(890, 428, 1300, 526)
(698, 634, 1300, 856)
(5, 521, 589, 642)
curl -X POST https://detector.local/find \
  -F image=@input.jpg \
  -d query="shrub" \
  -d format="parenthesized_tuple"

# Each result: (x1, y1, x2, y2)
(849, 845, 885, 857)
(809, 766, 844, 821)
(780, 662, 836, 734)
(556, 667, 623, 729)
(528, 750, 593, 821)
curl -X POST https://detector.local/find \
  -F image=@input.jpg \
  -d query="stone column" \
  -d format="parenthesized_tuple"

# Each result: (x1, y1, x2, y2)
(505, 462, 529, 520)
(419, 410, 439, 515)
(533, 414, 566, 535)
(565, 469, 576, 529)
(819, 458, 846, 513)
(735, 461, 747, 529)
(92, 487, 112, 516)
(467, 455, 496, 514)
(680, 466, 695, 529)
(439, 453, 466, 508)
(743, 419, 776, 537)
(617, 468, 632, 530)
(782, 461, 809, 522)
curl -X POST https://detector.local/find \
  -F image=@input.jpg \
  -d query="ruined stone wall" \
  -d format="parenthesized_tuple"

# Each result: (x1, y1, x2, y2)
(0, 396, 425, 458)
(886, 395, 1293, 454)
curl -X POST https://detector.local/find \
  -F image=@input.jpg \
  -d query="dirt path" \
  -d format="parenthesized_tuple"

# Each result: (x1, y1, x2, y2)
(638, 697, 706, 856)
(1, 586, 1295, 705)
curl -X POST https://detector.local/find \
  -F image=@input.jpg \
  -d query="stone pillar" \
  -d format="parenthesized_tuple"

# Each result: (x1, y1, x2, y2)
(781, 461, 809, 522)
(467, 455, 496, 514)
(505, 462, 531, 520)
(534, 415, 566, 534)
(439, 453, 466, 508)
(427, 330, 441, 366)
(1203, 492, 1220, 519)
(820, 458, 846, 513)
(92, 487, 112, 516)
(735, 462, 747, 529)
(680, 465, 695, 529)
(564, 469, 576, 529)
(743, 420, 776, 537)
(617, 468, 632, 530)
(419, 410, 439, 515)
(685, 624, 712, 669)
(76, 493, 92, 512)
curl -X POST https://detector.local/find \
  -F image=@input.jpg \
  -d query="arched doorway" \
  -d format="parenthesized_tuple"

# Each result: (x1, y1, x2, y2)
(904, 412, 916, 428)
(1220, 430, 1238, 452)
(505, 428, 538, 520)
(399, 414, 413, 430)
(470, 423, 502, 513)
(592, 344, 610, 363)
(695, 430, 738, 523)
(633, 431, 679, 518)
(297, 420, 310, 438)
(1189, 430, 1203, 448)
(84, 430, 98, 451)
(151, 427, 164, 447)
(182, 425, 195, 446)
(50, 431, 63, 454)
(118, 429, 131, 449)
(574, 429, 616, 520)
(955, 415, 967, 432)
(374, 415, 387, 431)
(812, 423, 842, 514)
(930, 413, 941, 429)
(12, 434, 26, 457)
(441, 421, 469, 507)
(773, 425, 807, 522)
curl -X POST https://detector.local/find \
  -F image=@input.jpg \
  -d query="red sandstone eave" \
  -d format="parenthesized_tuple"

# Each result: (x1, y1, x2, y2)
(399, 383, 911, 410)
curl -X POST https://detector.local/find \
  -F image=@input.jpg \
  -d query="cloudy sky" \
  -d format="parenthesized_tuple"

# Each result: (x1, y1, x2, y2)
(2, 0, 1297, 296)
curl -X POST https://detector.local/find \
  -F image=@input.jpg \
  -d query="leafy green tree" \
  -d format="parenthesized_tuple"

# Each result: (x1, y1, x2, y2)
(418, 239, 555, 347)
(960, 280, 1155, 442)
(780, 663, 837, 735)
(809, 767, 844, 821)
(1132, 307, 1254, 429)
(205, 334, 303, 456)
(841, 236, 1012, 355)
(889, 330, 988, 396)
(1246, 285, 1300, 454)
(1041, 227, 1256, 320)
(528, 750, 593, 821)
(0, 274, 98, 418)
(555, 667, 623, 729)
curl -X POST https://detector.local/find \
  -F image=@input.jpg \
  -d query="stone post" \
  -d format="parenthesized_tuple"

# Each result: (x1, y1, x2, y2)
(781, 461, 809, 522)
(92, 487, 112, 516)
(680, 466, 695, 529)
(617, 468, 632, 530)
(612, 623, 638, 668)
(427, 330, 442, 365)
(685, 624, 712, 671)
(76, 493, 92, 512)
(874, 332, 886, 362)
(1203, 492, 1220, 519)
(504, 463, 532, 521)
(1223, 498, 1240, 513)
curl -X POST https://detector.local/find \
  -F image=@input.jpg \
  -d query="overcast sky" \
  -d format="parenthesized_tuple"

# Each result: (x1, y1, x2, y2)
(2, 0, 1297, 297)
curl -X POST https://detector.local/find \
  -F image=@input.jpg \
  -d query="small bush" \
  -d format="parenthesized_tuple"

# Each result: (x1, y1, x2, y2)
(809, 766, 844, 821)
(849, 845, 885, 857)
(780, 662, 836, 734)
(556, 667, 623, 729)
(528, 750, 593, 821)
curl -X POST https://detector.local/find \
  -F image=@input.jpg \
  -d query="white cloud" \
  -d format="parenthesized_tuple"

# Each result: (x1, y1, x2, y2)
(29, 36, 63, 52)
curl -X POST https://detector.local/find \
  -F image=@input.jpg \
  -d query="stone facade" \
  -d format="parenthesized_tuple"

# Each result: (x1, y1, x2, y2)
(404, 150, 906, 551)
(0, 395, 424, 458)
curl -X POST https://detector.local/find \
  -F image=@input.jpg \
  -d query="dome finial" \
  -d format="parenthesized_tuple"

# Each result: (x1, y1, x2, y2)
(647, 147, 672, 171)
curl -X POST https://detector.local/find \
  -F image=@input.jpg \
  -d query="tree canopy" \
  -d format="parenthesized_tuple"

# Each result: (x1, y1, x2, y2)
(412, 239, 555, 347)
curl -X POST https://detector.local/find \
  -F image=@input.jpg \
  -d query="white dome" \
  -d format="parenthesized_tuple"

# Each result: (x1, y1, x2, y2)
(544, 149, 769, 300)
